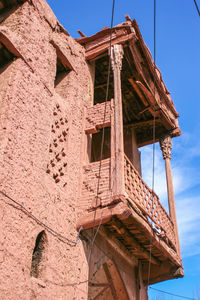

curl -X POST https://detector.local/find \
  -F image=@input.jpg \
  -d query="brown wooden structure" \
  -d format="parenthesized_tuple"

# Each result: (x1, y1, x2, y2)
(77, 16, 183, 295)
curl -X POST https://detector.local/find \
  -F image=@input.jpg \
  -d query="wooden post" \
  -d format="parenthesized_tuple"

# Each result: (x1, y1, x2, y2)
(159, 135, 181, 257)
(110, 44, 125, 196)
(110, 98, 115, 192)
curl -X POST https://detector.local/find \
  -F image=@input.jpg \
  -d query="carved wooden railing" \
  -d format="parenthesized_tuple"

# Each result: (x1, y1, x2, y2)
(81, 154, 177, 250)
(124, 154, 176, 249)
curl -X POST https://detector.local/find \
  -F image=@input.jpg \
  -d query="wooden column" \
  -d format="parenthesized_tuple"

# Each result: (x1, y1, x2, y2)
(159, 135, 181, 257)
(110, 44, 125, 196)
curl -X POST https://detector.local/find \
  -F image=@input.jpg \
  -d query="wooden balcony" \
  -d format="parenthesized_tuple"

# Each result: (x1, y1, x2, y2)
(78, 153, 183, 283)
(77, 31, 183, 286)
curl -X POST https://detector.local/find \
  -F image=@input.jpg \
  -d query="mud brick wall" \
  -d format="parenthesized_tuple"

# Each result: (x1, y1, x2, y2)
(85, 101, 111, 133)
(81, 158, 111, 210)
(0, 1, 93, 299)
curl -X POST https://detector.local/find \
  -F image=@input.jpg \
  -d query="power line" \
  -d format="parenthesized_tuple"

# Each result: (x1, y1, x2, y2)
(87, 0, 116, 270)
(0, 191, 79, 247)
(149, 287, 196, 300)
(82, 230, 138, 281)
(194, 0, 200, 17)
(147, 0, 157, 286)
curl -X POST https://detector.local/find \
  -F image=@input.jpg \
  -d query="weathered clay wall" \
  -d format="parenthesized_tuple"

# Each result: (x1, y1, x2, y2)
(0, 1, 149, 299)
(0, 1, 92, 299)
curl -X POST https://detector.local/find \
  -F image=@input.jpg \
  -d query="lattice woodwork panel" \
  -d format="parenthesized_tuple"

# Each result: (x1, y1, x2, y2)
(124, 154, 176, 249)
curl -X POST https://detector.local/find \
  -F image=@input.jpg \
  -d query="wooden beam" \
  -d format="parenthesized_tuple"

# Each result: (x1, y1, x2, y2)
(137, 138, 160, 148)
(128, 78, 148, 107)
(128, 42, 152, 93)
(139, 106, 150, 115)
(136, 80, 156, 107)
(124, 119, 160, 129)
(103, 263, 118, 299)
(89, 283, 109, 287)
(159, 110, 175, 130)
(132, 19, 179, 118)
(93, 286, 109, 300)
(99, 227, 136, 267)
(77, 30, 86, 37)
(86, 33, 135, 60)
(128, 78, 155, 117)
(124, 202, 182, 266)
(95, 82, 108, 89)
(144, 266, 184, 285)
(112, 217, 160, 265)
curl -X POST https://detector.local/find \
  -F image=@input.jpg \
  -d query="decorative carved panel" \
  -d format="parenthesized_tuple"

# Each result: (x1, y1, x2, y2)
(124, 154, 176, 248)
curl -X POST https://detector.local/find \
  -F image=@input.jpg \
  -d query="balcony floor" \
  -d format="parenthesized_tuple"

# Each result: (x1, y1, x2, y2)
(77, 199, 183, 284)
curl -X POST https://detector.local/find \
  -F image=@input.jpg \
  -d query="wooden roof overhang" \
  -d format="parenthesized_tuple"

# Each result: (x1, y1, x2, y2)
(77, 19, 181, 147)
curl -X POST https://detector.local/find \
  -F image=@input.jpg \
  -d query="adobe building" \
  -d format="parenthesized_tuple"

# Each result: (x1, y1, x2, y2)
(0, 0, 183, 299)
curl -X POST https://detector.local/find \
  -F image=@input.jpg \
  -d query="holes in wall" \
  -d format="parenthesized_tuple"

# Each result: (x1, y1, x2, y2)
(90, 127, 111, 162)
(0, 42, 16, 73)
(30, 231, 47, 278)
(46, 103, 68, 187)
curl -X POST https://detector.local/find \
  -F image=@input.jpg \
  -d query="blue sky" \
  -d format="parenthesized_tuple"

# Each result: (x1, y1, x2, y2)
(46, 0, 200, 298)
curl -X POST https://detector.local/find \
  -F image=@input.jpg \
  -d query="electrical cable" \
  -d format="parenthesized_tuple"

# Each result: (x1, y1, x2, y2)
(82, 230, 138, 281)
(87, 0, 116, 270)
(147, 0, 157, 286)
(149, 287, 196, 300)
(0, 191, 78, 247)
(194, 0, 200, 17)
(0, 192, 191, 300)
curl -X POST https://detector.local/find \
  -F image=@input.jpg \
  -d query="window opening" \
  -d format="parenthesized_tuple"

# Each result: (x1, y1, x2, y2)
(94, 55, 114, 105)
(124, 127, 141, 175)
(30, 231, 47, 278)
(0, 0, 25, 23)
(55, 56, 71, 86)
(0, 41, 16, 73)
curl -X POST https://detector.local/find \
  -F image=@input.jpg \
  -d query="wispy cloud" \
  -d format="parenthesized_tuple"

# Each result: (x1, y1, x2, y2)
(176, 195, 200, 257)
(140, 132, 200, 257)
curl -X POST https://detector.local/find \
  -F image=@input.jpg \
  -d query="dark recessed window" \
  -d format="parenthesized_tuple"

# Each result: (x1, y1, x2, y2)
(30, 231, 47, 278)
(0, 0, 25, 23)
(0, 41, 16, 73)
(55, 56, 71, 86)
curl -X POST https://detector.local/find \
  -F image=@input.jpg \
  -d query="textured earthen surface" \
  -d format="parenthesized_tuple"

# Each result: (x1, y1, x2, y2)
(0, 1, 91, 299)
(0, 1, 157, 299)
